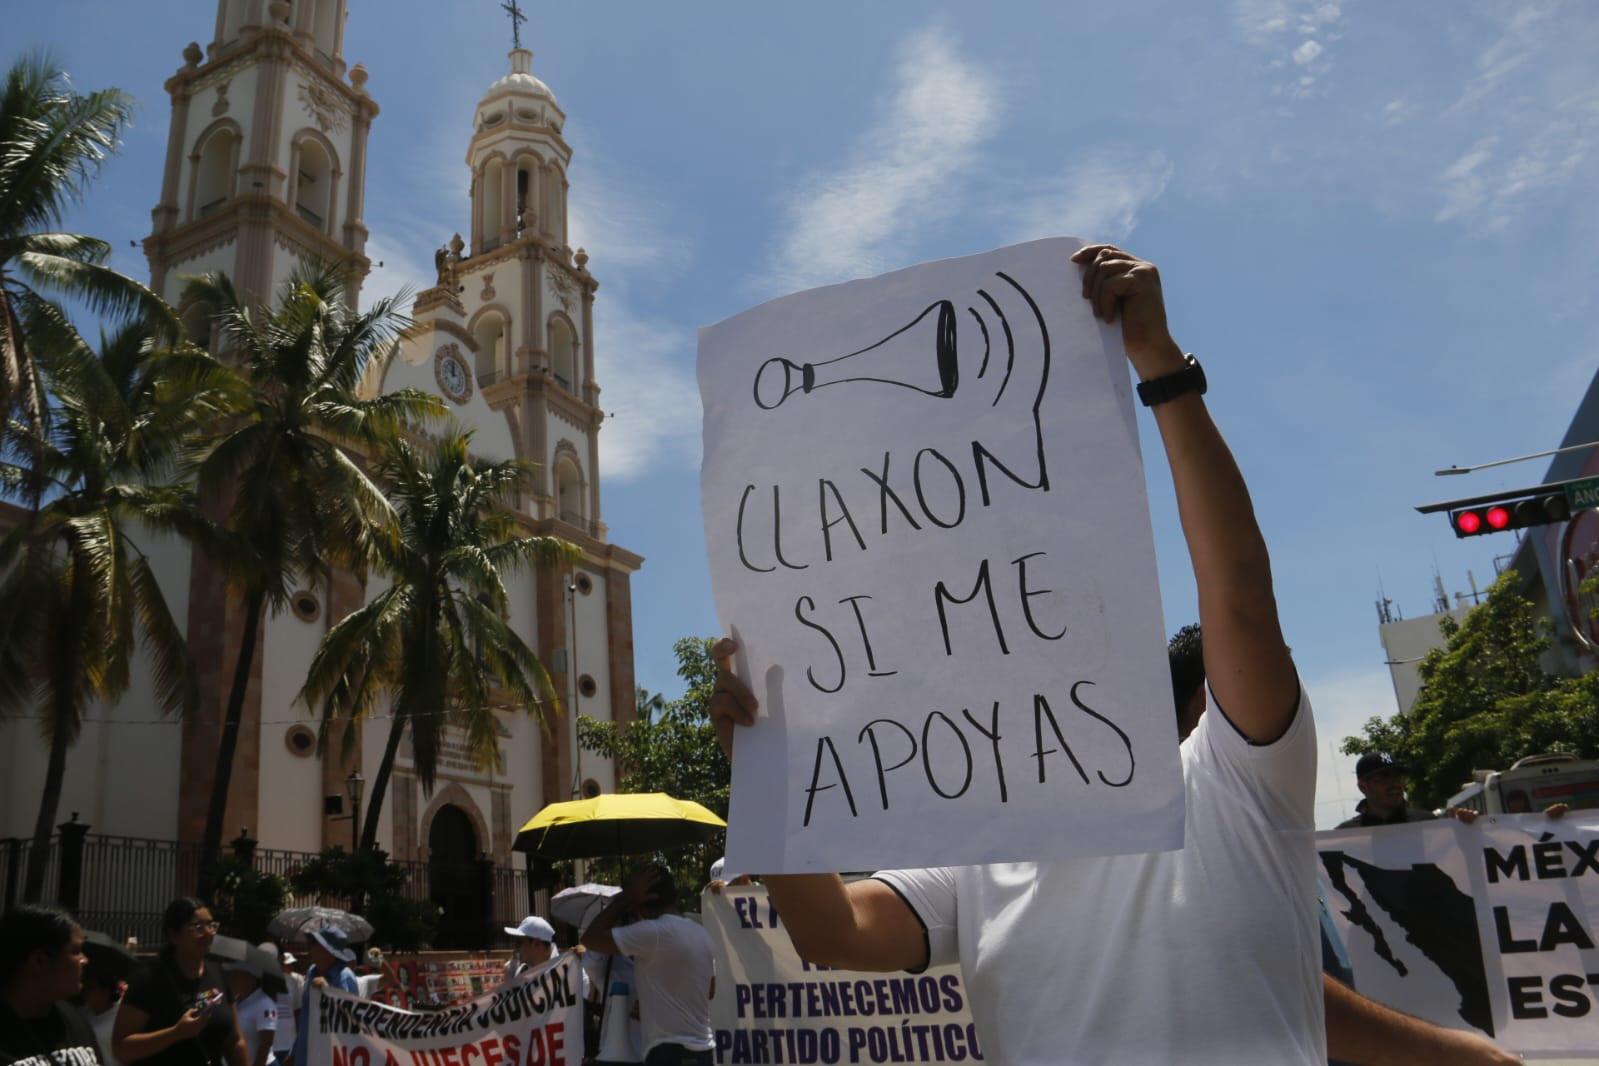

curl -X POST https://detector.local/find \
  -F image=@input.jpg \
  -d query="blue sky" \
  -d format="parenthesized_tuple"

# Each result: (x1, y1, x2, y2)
(12, 1, 1599, 827)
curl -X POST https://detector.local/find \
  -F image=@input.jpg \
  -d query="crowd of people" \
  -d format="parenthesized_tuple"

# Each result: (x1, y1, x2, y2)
(0, 861, 730, 1066)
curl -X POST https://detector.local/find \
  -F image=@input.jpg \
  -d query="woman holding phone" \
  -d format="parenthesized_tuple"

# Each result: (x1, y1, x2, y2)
(113, 900, 246, 1066)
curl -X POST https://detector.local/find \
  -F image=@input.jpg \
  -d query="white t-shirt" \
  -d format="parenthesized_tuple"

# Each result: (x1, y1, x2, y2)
(609, 913, 715, 1054)
(273, 973, 302, 1054)
(876, 686, 1325, 1066)
(90, 1005, 121, 1066)
(235, 988, 279, 1066)
(592, 954, 643, 1064)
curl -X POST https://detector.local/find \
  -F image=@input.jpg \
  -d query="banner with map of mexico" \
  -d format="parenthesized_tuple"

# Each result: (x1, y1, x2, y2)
(1317, 813, 1599, 1058)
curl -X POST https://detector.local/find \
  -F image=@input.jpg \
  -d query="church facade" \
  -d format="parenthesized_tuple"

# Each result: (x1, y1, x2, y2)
(0, 0, 641, 919)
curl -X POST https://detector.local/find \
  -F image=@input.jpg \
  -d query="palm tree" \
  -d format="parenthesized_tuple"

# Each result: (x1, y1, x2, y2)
(183, 264, 444, 868)
(0, 52, 172, 461)
(0, 320, 231, 901)
(300, 430, 579, 852)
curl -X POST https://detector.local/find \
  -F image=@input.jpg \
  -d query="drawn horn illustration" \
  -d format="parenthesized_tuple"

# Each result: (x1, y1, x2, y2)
(753, 300, 959, 410)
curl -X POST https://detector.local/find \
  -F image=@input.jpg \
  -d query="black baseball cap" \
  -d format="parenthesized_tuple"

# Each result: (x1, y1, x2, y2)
(1355, 752, 1407, 779)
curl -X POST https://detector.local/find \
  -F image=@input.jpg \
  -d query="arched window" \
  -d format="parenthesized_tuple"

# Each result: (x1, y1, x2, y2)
(294, 138, 333, 233)
(516, 158, 536, 233)
(193, 128, 238, 220)
(311, 0, 339, 61)
(556, 457, 583, 527)
(480, 162, 503, 248)
(548, 316, 576, 391)
(472, 312, 507, 385)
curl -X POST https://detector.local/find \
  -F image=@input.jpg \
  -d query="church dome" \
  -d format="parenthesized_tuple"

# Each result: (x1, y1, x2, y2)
(479, 49, 555, 107)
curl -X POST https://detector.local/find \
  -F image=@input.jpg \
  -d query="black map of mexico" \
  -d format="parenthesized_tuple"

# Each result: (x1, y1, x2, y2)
(1319, 816, 1599, 1058)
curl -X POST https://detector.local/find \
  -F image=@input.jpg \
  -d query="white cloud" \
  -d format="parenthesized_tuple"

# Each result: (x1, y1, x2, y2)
(1006, 148, 1173, 245)
(590, 295, 701, 481)
(763, 24, 1000, 293)
(1426, 4, 1599, 230)
(1305, 666, 1400, 829)
(1235, 0, 1342, 98)
(566, 156, 701, 481)
(566, 156, 684, 274)
(360, 232, 432, 309)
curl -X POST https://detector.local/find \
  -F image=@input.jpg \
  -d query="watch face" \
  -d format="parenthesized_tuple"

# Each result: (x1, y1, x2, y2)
(435, 345, 472, 403)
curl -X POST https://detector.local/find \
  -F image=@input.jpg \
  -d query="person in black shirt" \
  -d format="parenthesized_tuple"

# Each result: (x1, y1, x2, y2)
(1336, 752, 1440, 828)
(112, 901, 244, 1066)
(0, 905, 103, 1066)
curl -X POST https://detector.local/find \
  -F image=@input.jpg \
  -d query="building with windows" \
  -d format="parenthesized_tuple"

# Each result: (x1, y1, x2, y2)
(0, 0, 641, 945)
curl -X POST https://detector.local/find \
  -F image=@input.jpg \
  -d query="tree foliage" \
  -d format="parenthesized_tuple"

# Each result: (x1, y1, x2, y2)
(1342, 570, 1599, 807)
(288, 847, 439, 950)
(577, 637, 730, 907)
(301, 430, 577, 851)
(0, 51, 171, 459)
(206, 855, 290, 944)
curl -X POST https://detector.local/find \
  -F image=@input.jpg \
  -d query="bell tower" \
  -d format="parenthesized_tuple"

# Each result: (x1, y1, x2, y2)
(144, 0, 378, 316)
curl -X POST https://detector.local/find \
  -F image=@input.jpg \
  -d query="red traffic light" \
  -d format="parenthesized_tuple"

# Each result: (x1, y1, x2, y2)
(1486, 505, 1512, 530)
(1455, 510, 1482, 535)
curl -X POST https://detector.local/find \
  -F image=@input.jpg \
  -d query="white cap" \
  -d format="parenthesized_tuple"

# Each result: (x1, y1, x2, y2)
(504, 916, 556, 942)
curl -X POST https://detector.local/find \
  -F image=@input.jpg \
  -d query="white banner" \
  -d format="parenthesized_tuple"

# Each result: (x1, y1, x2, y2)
(698, 238, 1183, 874)
(704, 885, 983, 1064)
(308, 954, 584, 1066)
(1318, 813, 1599, 1058)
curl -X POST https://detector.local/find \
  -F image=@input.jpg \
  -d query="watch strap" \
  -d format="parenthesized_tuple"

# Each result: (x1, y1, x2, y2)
(1136, 355, 1206, 407)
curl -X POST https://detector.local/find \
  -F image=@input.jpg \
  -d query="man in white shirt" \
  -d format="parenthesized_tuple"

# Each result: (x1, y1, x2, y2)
(580, 867, 714, 1066)
(706, 245, 1521, 1065)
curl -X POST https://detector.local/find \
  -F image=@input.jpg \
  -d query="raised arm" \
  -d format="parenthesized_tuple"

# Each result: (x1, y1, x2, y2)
(707, 640, 927, 971)
(1073, 245, 1297, 742)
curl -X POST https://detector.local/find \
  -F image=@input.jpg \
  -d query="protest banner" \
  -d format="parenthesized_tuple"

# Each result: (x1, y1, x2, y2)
(698, 237, 1183, 873)
(704, 885, 982, 1064)
(1318, 812, 1599, 1058)
(307, 953, 583, 1066)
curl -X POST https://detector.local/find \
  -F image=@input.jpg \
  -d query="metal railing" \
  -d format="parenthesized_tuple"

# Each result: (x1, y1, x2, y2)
(2, 831, 535, 948)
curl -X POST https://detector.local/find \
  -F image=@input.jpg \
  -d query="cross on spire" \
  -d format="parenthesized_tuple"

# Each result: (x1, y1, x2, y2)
(501, 0, 528, 50)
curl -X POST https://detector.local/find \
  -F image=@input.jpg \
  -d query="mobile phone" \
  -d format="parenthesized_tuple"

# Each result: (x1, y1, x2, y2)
(198, 989, 226, 1013)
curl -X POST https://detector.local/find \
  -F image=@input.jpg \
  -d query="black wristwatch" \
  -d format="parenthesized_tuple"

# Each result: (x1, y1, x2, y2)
(1136, 354, 1206, 407)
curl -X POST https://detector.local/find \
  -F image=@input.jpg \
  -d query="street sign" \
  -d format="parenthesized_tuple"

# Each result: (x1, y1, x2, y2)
(1565, 477, 1599, 511)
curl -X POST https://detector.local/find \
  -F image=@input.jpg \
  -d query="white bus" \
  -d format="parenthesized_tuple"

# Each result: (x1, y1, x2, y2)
(1446, 752, 1599, 815)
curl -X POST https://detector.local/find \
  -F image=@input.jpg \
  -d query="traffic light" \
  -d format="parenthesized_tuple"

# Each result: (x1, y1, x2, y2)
(1449, 494, 1570, 538)
(1418, 480, 1583, 539)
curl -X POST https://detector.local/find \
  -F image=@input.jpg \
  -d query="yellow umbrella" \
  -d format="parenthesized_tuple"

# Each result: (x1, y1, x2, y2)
(512, 792, 727, 859)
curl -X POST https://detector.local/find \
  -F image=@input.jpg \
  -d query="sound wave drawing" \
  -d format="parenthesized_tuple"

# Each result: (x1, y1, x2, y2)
(750, 271, 1053, 494)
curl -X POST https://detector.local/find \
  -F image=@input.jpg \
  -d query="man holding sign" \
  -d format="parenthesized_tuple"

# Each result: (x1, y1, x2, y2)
(704, 242, 1320, 1063)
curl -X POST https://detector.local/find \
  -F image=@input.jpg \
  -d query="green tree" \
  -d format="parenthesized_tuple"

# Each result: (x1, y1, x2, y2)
(0, 52, 170, 459)
(577, 637, 730, 906)
(1343, 570, 1599, 807)
(0, 320, 229, 900)
(288, 847, 438, 950)
(299, 430, 578, 852)
(183, 264, 444, 869)
(206, 856, 290, 944)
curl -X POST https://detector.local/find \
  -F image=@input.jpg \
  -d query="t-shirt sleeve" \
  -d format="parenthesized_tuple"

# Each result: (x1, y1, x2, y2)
(258, 1000, 278, 1033)
(608, 919, 661, 961)
(868, 868, 958, 971)
(1195, 680, 1316, 831)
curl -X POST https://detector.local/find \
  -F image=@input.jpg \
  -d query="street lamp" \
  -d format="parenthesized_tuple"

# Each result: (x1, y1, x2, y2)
(345, 771, 364, 852)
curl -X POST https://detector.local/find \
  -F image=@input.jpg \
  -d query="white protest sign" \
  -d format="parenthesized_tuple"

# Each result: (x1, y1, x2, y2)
(704, 885, 984, 1064)
(1318, 813, 1599, 1058)
(699, 238, 1183, 873)
(307, 953, 583, 1066)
